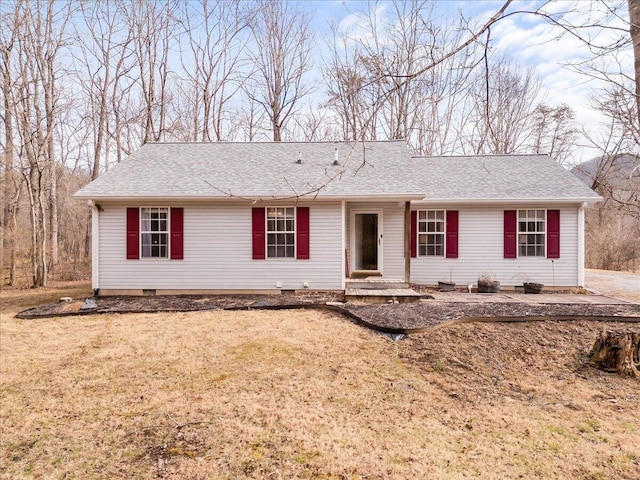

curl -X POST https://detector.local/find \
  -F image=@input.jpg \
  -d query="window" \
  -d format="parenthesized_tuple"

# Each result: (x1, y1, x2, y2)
(518, 209, 545, 256)
(266, 207, 295, 258)
(253, 207, 309, 260)
(141, 207, 169, 258)
(126, 207, 183, 260)
(418, 210, 445, 256)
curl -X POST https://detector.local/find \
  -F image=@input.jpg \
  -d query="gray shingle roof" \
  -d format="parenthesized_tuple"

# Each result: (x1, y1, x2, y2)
(74, 141, 424, 200)
(74, 142, 601, 203)
(407, 154, 601, 202)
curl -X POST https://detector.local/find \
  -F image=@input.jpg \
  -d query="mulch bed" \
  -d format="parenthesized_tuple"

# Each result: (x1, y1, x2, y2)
(16, 292, 640, 334)
(347, 302, 640, 331)
(15, 293, 343, 318)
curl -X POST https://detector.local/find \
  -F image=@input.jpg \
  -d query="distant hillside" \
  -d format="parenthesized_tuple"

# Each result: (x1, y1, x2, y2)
(571, 153, 640, 191)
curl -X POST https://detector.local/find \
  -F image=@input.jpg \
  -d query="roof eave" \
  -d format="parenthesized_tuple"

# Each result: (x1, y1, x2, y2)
(73, 193, 427, 202)
(414, 196, 603, 205)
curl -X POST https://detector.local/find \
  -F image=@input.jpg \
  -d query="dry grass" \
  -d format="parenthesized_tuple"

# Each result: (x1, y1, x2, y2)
(1, 280, 92, 312)
(1, 287, 639, 479)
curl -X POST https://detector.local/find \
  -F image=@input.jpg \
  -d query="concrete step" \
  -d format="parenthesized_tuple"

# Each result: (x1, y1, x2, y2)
(345, 287, 421, 303)
(346, 282, 410, 290)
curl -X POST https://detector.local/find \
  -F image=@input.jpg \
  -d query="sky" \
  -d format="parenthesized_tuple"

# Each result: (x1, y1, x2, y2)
(304, 0, 634, 163)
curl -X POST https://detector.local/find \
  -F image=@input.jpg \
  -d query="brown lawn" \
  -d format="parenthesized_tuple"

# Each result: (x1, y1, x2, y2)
(1, 285, 638, 479)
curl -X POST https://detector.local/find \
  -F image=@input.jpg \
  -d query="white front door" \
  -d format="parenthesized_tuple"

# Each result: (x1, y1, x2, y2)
(351, 210, 383, 273)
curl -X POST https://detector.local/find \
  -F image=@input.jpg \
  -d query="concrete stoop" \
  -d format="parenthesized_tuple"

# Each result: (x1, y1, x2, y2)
(345, 278, 421, 303)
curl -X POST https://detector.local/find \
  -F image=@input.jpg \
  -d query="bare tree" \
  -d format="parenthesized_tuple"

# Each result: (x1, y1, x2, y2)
(580, 80, 640, 218)
(247, 0, 313, 141)
(288, 105, 339, 142)
(465, 57, 541, 154)
(323, 32, 378, 141)
(630, 0, 640, 116)
(0, 3, 22, 285)
(233, 96, 268, 141)
(529, 104, 578, 164)
(14, 17, 48, 287)
(6, 0, 73, 286)
(360, 0, 438, 142)
(525, 1, 637, 124)
(323, 0, 513, 155)
(74, 0, 133, 179)
(124, 0, 178, 144)
(517, 1, 639, 271)
(178, 0, 251, 142)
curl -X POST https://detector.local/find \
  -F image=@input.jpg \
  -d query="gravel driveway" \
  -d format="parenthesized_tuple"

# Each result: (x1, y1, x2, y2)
(586, 269, 640, 303)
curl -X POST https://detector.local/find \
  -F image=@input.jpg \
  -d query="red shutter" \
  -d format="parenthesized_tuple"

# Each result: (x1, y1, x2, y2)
(445, 210, 459, 258)
(296, 207, 310, 260)
(252, 207, 266, 260)
(547, 209, 560, 258)
(170, 208, 184, 260)
(504, 210, 517, 259)
(126, 208, 140, 260)
(410, 211, 417, 258)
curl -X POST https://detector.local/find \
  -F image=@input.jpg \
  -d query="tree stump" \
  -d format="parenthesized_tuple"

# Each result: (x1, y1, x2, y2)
(590, 331, 640, 377)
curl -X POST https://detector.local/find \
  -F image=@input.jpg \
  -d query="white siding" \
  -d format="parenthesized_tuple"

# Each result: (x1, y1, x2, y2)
(346, 202, 405, 279)
(98, 202, 343, 290)
(410, 205, 580, 287)
(95, 200, 583, 290)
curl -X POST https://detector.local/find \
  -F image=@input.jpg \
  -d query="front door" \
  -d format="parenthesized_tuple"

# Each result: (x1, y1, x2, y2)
(352, 212, 382, 272)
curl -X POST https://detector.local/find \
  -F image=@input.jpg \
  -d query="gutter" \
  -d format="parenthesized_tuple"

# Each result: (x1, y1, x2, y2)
(412, 197, 603, 205)
(73, 194, 428, 203)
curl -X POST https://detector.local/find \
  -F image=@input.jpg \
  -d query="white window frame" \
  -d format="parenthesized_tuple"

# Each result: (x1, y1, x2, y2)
(417, 210, 445, 257)
(140, 207, 169, 259)
(518, 209, 546, 257)
(266, 207, 295, 259)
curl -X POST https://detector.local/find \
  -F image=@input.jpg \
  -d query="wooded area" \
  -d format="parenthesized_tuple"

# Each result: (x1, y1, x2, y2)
(1, 0, 638, 288)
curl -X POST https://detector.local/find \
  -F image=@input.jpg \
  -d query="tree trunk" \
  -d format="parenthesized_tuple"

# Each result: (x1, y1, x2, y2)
(1, 26, 16, 283)
(590, 330, 640, 377)
(629, 0, 640, 121)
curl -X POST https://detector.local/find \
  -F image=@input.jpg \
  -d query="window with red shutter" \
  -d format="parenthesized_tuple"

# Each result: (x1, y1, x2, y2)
(410, 211, 417, 258)
(412, 210, 444, 257)
(170, 208, 184, 260)
(296, 207, 310, 260)
(126, 208, 140, 259)
(546, 209, 560, 258)
(504, 210, 517, 258)
(128, 207, 183, 260)
(445, 210, 459, 258)
(252, 207, 266, 259)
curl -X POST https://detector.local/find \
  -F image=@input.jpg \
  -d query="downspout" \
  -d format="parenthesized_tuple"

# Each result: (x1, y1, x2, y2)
(577, 202, 586, 287)
(404, 201, 411, 284)
(88, 200, 100, 295)
(341, 200, 346, 291)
